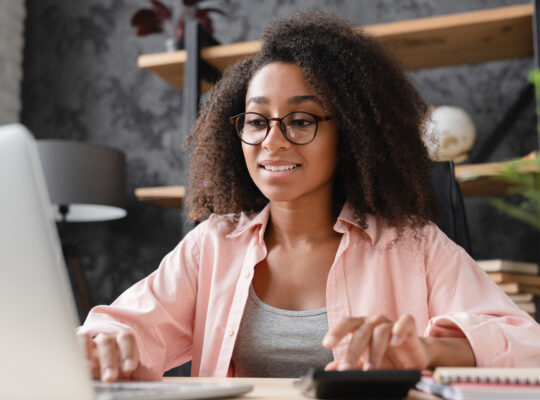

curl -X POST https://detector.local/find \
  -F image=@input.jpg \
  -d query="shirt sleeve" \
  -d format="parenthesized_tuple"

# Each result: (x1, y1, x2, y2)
(78, 224, 203, 374)
(422, 224, 540, 367)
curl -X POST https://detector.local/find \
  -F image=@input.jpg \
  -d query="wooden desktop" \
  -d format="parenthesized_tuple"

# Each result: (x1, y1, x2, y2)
(165, 377, 438, 399)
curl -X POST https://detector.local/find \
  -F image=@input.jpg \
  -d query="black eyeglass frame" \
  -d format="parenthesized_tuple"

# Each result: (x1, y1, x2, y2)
(228, 111, 333, 145)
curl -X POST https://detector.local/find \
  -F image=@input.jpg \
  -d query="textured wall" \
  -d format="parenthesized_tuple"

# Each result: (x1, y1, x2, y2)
(0, 0, 25, 124)
(22, 0, 540, 313)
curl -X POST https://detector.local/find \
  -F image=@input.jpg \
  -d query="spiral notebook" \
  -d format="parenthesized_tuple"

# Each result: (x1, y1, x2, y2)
(434, 368, 540, 385)
(421, 368, 540, 400)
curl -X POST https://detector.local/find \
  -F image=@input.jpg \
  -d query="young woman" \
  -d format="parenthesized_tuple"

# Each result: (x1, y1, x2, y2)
(78, 11, 540, 381)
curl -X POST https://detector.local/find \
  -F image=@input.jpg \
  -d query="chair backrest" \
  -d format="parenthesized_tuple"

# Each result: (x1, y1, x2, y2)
(430, 161, 473, 256)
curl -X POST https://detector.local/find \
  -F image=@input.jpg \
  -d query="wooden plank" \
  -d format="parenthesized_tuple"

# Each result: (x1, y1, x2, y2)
(364, 3, 533, 70)
(131, 161, 540, 210)
(455, 160, 539, 197)
(132, 160, 539, 209)
(134, 185, 185, 209)
(137, 4, 533, 90)
(138, 52, 187, 91)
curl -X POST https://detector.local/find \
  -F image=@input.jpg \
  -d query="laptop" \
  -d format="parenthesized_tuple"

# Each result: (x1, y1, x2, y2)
(0, 124, 253, 400)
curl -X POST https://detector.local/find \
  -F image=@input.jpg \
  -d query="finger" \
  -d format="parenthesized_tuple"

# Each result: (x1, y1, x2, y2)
(340, 315, 390, 370)
(116, 332, 139, 376)
(367, 322, 393, 369)
(323, 317, 365, 348)
(94, 333, 120, 382)
(324, 360, 340, 371)
(77, 332, 99, 378)
(391, 314, 416, 347)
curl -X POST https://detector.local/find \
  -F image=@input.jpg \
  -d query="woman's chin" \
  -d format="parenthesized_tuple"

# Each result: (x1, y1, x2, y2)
(259, 189, 300, 203)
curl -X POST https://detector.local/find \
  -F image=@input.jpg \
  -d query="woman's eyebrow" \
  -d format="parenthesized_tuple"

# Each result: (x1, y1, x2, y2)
(245, 95, 324, 107)
(246, 96, 269, 106)
(288, 95, 324, 107)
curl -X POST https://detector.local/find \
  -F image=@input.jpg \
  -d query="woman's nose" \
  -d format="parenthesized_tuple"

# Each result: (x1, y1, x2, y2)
(262, 120, 290, 151)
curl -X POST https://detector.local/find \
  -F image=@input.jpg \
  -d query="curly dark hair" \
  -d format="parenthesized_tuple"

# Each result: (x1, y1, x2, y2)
(186, 10, 439, 231)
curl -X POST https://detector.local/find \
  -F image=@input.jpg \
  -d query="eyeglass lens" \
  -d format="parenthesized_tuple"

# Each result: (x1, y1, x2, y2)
(236, 112, 317, 144)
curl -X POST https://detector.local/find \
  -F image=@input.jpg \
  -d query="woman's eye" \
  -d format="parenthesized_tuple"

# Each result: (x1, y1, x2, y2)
(245, 119, 266, 129)
(290, 119, 314, 128)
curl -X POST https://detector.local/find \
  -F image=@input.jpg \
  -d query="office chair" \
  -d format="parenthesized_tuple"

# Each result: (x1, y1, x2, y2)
(430, 161, 473, 256)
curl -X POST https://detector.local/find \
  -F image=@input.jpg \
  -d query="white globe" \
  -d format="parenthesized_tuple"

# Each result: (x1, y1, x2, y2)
(423, 106, 477, 163)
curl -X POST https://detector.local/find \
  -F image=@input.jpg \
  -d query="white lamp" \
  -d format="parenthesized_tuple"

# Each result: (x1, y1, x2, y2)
(36, 140, 127, 222)
(36, 139, 127, 319)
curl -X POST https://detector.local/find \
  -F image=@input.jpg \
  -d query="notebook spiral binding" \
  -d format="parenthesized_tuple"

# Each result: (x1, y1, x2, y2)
(434, 368, 540, 385)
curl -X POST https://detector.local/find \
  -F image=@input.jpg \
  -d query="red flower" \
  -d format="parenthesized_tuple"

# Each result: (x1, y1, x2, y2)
(131, 8, 165, 36)
(131, 0, 227, 43)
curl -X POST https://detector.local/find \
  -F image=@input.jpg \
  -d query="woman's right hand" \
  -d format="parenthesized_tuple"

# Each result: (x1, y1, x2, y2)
(77, 331, 161, 382)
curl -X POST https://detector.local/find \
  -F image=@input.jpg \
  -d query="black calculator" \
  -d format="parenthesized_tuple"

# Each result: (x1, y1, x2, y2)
(294, 368, 422, 399)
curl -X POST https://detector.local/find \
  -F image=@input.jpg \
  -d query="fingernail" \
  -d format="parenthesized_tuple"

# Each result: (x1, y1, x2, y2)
(363, 362, 373, 371)
(123, 358, 137, 371)
(337, 361, 351, 371)
(102, 367, 117, 381)
(390, 334, 401, 346)
(323, 334, 338, 347)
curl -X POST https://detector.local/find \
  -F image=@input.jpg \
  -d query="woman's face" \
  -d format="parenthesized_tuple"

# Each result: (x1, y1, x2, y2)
(241, 62, 339, 205)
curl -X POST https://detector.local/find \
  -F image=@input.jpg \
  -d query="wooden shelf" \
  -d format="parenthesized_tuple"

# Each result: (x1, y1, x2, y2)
(136, 4, 537, 202)
(134, 186, 185, 209)
(138, 4, 533, 91)
(456, 161, 539, 197)
(132, 162, 539, 208)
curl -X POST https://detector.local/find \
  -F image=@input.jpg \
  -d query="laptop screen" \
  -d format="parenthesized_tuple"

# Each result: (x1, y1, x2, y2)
(0, 124, 95, 399)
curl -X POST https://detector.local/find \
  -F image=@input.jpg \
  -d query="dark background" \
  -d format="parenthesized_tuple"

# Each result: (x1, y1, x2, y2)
(21, 0, 540, 314)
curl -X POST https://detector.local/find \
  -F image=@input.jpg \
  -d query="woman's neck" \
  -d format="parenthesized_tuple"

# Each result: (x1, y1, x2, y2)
(266, 197, 339, 249)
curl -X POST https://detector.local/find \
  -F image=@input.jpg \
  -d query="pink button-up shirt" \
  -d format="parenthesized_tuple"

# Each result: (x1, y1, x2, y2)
(81, 203, 540, 376)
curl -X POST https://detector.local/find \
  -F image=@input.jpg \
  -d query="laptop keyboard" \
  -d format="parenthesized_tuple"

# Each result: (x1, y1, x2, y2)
(95, 381, 192, 399)
(93, 380, 251, 400)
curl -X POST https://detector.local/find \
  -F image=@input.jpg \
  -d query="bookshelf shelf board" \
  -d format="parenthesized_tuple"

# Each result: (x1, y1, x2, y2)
(136, 4, 537, 202)
(133, 161, 539, 208)
(134, 185, 185, 209)
(130, 169, 540, 204)
(137, 4, 533, 91)
(455, 161, 539, 197)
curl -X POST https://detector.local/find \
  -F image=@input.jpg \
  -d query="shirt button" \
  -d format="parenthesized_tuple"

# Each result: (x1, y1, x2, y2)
(226, 328, 234, 336)
(243, 270, 251, 278)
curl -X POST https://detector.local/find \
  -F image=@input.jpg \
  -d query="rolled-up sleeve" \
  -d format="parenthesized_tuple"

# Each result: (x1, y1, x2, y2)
(78, 226, 201, 374)
(422, 225, 540, 367)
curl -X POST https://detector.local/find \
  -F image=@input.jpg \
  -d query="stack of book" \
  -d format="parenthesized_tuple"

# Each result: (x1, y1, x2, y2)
(419, 367, 540, 399)
(477, 259, 539, 318)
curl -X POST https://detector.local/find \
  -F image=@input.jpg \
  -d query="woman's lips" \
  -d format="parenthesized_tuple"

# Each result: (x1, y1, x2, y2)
(258, 162, 301, 177)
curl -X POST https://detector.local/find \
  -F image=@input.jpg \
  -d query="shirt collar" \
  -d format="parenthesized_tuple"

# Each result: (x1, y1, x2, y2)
(226, 203, 271, 243)
(227, 202, 376, 245)
(334, 202, 377, 245)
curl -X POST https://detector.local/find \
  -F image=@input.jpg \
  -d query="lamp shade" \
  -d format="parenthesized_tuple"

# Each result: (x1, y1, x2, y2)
(37, 140, 127, 222)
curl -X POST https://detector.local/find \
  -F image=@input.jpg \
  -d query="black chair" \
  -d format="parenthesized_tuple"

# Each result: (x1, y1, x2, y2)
(430, 161, 473, 256)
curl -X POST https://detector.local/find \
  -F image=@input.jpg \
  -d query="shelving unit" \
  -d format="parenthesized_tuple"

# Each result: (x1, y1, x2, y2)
(138, 4, 533, 91)
(134, 3, 538, 207)
(135, 161, 538, 209)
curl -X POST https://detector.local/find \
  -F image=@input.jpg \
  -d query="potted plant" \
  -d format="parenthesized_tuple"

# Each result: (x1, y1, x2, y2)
(131, 0, 226, 51)
(490, 68, 540, 230)
(490, 153, 540, 230)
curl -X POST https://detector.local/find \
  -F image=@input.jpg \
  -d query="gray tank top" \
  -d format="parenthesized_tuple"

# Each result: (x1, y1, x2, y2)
(231, 284, 334, 377)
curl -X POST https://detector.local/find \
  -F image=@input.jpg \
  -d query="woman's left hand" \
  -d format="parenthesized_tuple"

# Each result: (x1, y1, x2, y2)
(322, 314, 431, 371)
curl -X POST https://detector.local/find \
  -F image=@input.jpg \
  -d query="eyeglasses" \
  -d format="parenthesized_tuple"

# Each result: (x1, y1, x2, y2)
(228, 111, 333, 145)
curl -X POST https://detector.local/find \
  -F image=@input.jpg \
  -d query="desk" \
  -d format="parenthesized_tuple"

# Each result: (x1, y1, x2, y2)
(165, 377, 438, 400)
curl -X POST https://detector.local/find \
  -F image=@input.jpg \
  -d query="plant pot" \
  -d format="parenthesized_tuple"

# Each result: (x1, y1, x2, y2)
(165, 38, 183, 52)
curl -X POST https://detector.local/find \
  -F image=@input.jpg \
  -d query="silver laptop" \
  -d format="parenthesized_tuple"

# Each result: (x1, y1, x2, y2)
(0, 124, 252, 400)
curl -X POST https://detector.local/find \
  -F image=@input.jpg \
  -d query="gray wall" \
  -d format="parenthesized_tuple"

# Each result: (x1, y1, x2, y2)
(22, 0, 540, 311)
